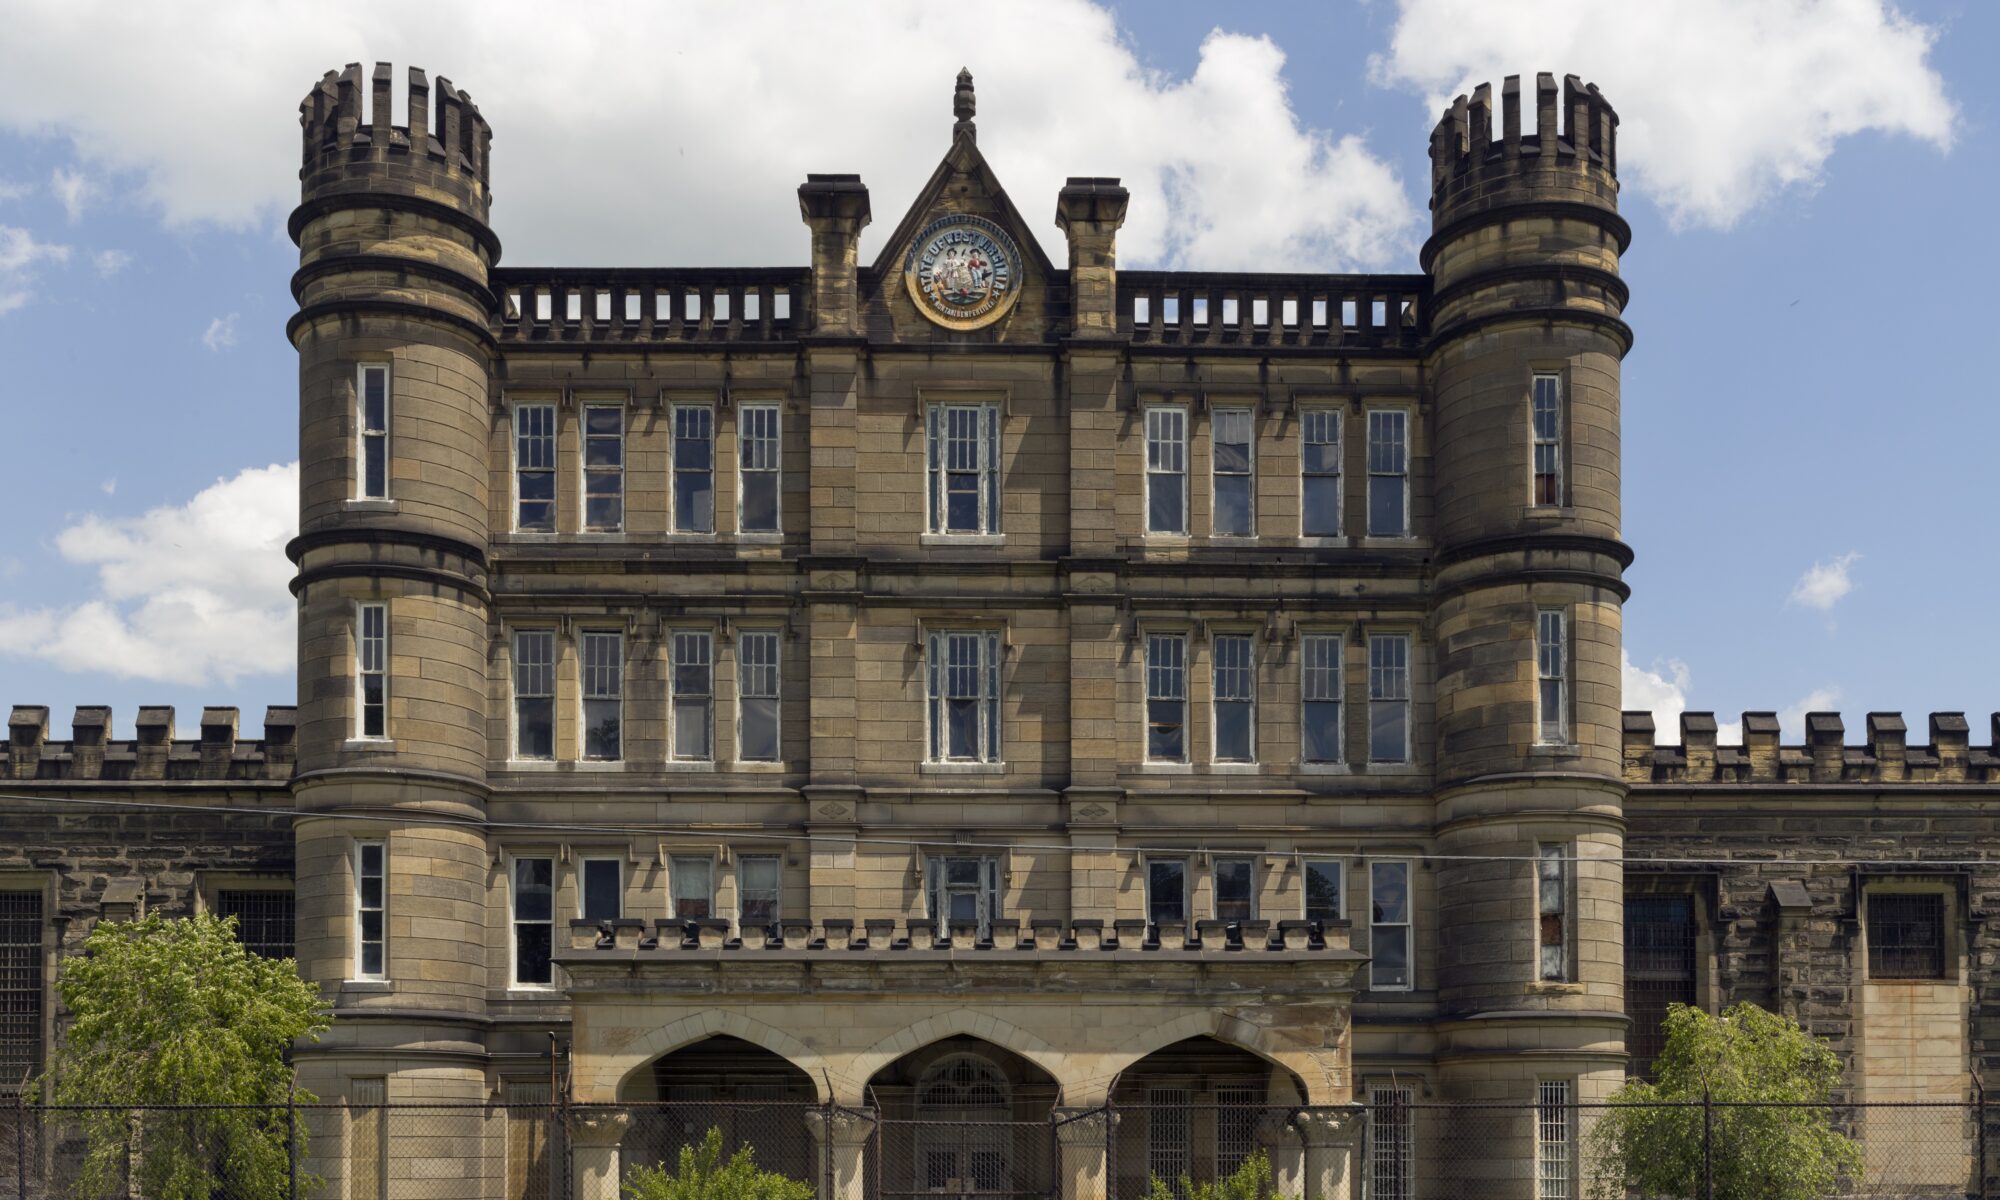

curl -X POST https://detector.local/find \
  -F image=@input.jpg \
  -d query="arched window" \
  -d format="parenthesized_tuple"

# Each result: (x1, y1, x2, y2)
(914, 1053, 1011, 1195)
(917, 1052, 1010, 1118)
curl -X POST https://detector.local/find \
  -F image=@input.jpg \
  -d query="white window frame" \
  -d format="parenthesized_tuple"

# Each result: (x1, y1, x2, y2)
(1210, 632, 1256, 764)
(355, 601, 388, 741)
(1301, 632, 1343, 765)
(354, 840, 386, 980)
(513, 403, 558, 533)
(1531, 372, 1563, 507)
(508, 853, 556, 989)
(1303, 858, 1343, 923)
(925, 402, 1003, 536)
(1209, 407, 1255, 538)
(1144, 405, 1189, 536)
(1365, 407, 1410, 538)
(1145, 632, 1189, 764)
(925, 628, 1003, 764)
(1537, 609, 1569, 745)
(738, 403, 783, 535)
(356, 363, 390, 501)
(1212, 856, 1257, 922)
(737, 854, 783, 932)
(581, 404, 625, 533)
(1538, 843, 1573, 982)
(1368, 632, 1411, 764)
(1300, 408, 1341, 537)
(671, 403, 716, 534)
(669, 854, 716, 921)
(735, 629, 783, 764)
(1537, 1078, 1576, 1200)
(512, 628, 557, 762)
(669, 629, 715, 762)
(579, 629, 623, 763)
(1369, 859, 1413, 992)
(1145, 857, 1189, 926)
(579, 856, 622, 923)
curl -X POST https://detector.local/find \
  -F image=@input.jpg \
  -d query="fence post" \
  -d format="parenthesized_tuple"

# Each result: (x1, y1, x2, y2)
(287, 1076, 300, 1200)
(14, 1089, 26, 1200)
(1701, 1089, 1714, 1200)
(1980, 1077, 1990, 1200)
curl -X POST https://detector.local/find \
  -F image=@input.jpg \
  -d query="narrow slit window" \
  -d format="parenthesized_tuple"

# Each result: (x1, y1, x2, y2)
(1370, 860, 1411, 990)
(356, 602, 387, 739)
(738, 404, 782, 534)
(1145, 407, 1187, 535)
(513, 629, 555, 761)
(1213, 857, 1255, 921)
(580, 631, 622, 762)
(1301, 410, 1341, 537)
(564, 292, 580, 322)
(737, 630, 781, 763)
(1162, 293, 1179, 324)
(1192, 295, 1209, 325)
(593, 291, 610, 322)
(1368, 633, 1410, 764)
(1532, 373, 1563, 505)
(582, 406, 624, 532)
(713, 291, 731, 323)
(1212, 633, 1255, 763)
(926, 629, 1002, 763)
(512, 856, 553, 986)
(1147, 859, 1187, 925)
(672, 405, 715, 533)
(1146, 633, 1188, 762)
(1537, 610, 1568, 744)
(773, 290, 791, 321)
(743, 291, 761, 322)
(581, 858, 622, 923)
(1370, 1086, 1413, 1200)
(1301, 633, 1343, 764)
(1133, 295, 1151, 326)
(355, 841, 385, 979)
(358, 364, 389, 500)
(671, 630, 714, 761)
(624, 292, 640, 322)
(1367, 409, 1409, 537)
(1539, 844, 1571, 981)
(514, 405, 557, 533)
(1222, 296, 1239, 326)
(1537, 1080, 1575, 1200)
(1211, 408, 1254, 537)
(671, 856, 714, 920)
(1251, 297, 1269, 327)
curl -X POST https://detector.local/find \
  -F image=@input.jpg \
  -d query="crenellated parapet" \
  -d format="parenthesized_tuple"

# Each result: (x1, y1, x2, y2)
(2, 705, 297, 783)
(298, 61, 491, 222)
(1622, 710, 2000, 785)
(1428, 71, 1618, 228)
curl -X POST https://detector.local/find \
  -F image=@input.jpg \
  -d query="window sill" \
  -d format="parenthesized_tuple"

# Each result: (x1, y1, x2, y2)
(920, 533, 1005, 547)
(570, 531, 628, 542)
(342, 979, 392, 993)
(736, 531, 785, 543)
(1359, 760, 1423, 776)
(504, 986, 564, 999)
(1524, 505, 1576, 520)
(1141, 762, 1194, 774)
(1529, 743, 1583, 759)
(1142, 534, 1191, 544)
(1298, 761, 1352, 775)
(920, 761, 1006, 775)
(1208, 762, 1261, 774)
(730, 760, 788, 772)
(506, 759, 561, 772)
(658, 760, 716, 772)
(1294, 535, 1348, 548)
(342, 738, 397, 753)
(1358, 535, 1422, 549)
(343, 499, 398, 513)
(577, 759, 629, 771)
(1528, 980, 1586, 995)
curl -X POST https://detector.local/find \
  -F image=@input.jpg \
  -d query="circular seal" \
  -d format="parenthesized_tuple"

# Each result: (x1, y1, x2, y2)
(904, 214, 1022, 331)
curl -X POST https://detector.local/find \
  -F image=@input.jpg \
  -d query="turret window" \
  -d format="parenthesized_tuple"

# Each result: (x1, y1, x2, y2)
(1145, 406, 1188, 535)
(1368, 633, 1410, 763)
(739, 404, 782, 534)
(1537, 610, 1568, 745)
(513, 629, 556, 760)
(354, 841, 385, 980)
(926, 403, 1001, 535)
(1301, 409, 1341, 536)
(357, 364, 389, 500)
(1538, 843, 1573, 981)
(582, 406, 624, 532)
(514, 404, 557, 533)
(1532, 373, 1563, 506)
(355, 602, 387, 740)
(672, 405, 715, 533)
(1210, 408, 1254, 537)
(1366, 409, 1409, 537)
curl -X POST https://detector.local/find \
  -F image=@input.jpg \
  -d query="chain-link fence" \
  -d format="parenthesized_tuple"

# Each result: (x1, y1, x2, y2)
(1, 1095, 1996, 1199)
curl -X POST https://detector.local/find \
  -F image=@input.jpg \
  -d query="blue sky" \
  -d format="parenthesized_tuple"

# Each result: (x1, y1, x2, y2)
(0, 0, 1989, 741)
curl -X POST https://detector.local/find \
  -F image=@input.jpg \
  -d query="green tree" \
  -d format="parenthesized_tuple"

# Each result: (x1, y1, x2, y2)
(623, 1127, 816, 1200)
(33, 911, 332, 1200)
(1145, 1148, 1274, 1200)
(1588, 1002, 1863, 1200)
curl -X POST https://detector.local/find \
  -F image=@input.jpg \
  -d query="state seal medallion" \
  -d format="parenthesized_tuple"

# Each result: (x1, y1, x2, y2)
(904, 214, 1022, 331)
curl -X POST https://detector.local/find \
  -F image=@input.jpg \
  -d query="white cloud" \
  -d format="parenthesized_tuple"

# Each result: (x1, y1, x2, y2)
(0, 180, 30, 202)
(1621, 650, 1690, 735)
(201, 312, 239, 352)
(1789, 551, 1861, 611)
(50, 166, 97, 222)
(0, 463, 298, 686)
(0, 1, 1416, 270)
(91, 248, 131, 276)
(1372, 0, 1954, 229)
(0, 223, 71, 315)
(99, 478, 117, 496)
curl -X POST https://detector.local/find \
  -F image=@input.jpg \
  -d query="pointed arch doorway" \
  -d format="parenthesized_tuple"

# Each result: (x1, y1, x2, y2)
(868, 1035, 1059, 1200)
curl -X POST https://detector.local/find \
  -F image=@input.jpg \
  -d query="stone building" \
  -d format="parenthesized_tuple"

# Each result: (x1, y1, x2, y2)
(0, 60, 1993, 1200)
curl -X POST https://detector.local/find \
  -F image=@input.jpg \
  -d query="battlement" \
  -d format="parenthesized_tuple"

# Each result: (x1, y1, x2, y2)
(4, 705, 297, 784)
(1622, 710, 2000, 786)
(1429, 71, 1618, 222)
(298, 62, 491, 220)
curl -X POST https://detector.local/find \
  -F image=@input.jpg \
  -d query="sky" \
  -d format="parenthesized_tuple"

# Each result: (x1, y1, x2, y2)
(0, 0, 1989, 743)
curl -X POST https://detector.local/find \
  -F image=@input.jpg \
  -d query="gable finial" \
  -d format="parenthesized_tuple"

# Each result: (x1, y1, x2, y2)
(953, 68, 976, 141)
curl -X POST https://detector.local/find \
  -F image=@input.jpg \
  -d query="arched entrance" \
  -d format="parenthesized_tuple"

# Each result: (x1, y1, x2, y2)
(619, 1035, 820, 1191)
(1110, 1036, 1307, 1196)
(868, 1035, 1059, 1199)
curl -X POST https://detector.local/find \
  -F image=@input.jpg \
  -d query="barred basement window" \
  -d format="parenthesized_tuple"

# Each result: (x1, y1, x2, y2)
(926, 630, 1001, 764)
(1301, 633, 1343, 764)
(738, 404, 782, 533)
(514, 629, 555, 760)
(1212, 633, 1255, 762)
(514, 404, 556, 532)
(357, 364, 389, 500)
(1532, 373, 1563, 506)
(0, 891, 44, 1092)
(1211, 408, 1254, 537)
(354, 842, 385, 979)
(1366, 409, 1409, 537)
(1301, 409, 1341, 536)
(1537, 1079, 1575, 1200)
(512, 856, 553, 986)
(1213, 857, 1255, 921)
(1369, 1085, 1413, 1200)
(580, 631, 622, 762)
(673, 405, 715, 533)
(216, 889, 294, 960)
(356, 602, 387, 739)
(1368, 633, 1410, 763)
(1146, 406, 1188, 534)
(1146, 633, 1188, 762)
(737, 630, 782, 763)
(671, 630, 713, 761)
(926, 403, 1001, 535)
(1537, 610, 1568, 744)
(1869, 892, 1946, 979)
(582, 406, 624, 532)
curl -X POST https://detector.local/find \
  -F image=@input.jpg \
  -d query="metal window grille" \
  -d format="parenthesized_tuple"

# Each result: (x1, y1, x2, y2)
(1301, 409, 1341, 536)
(1370, 861, 1411, 989)
(515, 405, 556, 532)
(357, 602, 387, 739)
(355, 842, 385, 979)
(671, 631, 714, 760)
(1537, 1079, 1575, 1199)
(1366, 409, 1408, 537)
(1368, 634, 1410, 763)
(1532, 373, 1562, 505)
(1213, 858, 1255, 922)
(1870, 892, 1946, 978)
(1301, 633, 1342, 763)
(580, 859, 622, 922)
(1304, 860, 1341, 923)
(739, 404, 781, 533)
(1538, 844, 1570, 981)
(0, 890, 44, 1091)
(216, 889, 294, 960)
(737, 630, 782, 762)
(672, 856, 714, 920)
(1537, 610, 1568, 743)
(673, 405, 715, 532)
(583, 406, 624, 531)
(1211, 408, 1254, 537)
(927, 404, 1001, 535)
(359, 365, 388, 499)
(350, 1077, 387, 1200)
(1146, 407, 1188, 534)
(514, 630, 555, 760)
(1147, 634, 1188, 761)
(512, 857, 553, 986)
(739, 855, 782, 932)
(1369, 1085, 1413, 1200)
(581, 630, 622, 761)
(1212, 634, 1255, 762)
(1216, 1086, 1258, 1176)
(1148, 1087, 1192, 1191)
(1624, 895, 1698, 1074)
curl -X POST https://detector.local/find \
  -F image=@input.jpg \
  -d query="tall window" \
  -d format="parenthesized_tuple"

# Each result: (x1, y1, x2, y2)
(356, 602, 387, 739)
(673, 405, 715, 533)
(355, 841, 385, 979)
(1213, 857, 1255, 921)
(350, 1077, 387, 1200)
(504, 1078, 555, 1200)
(671, 856, 714, 920)
(1366, 409, 1408, 537)
(1304, 860, 1342, 924)
(1538, 844, 1571, 981)
(926, 403, 1001, 535)
(737, 630, 782, 763)
(1869, 893, 1946, 979)
(1212, 633, 1255, 762)
(1624, 896, 1697, 1075)
(927, 856, 1000, 938)
(1537, 610, 1568, 744)
(1211, 408, 1254, 536)
(1369, 1085, 1413, 1200)
(583, 406, 624, 532)
(1537, 1079, 1575, 1200)
(739, 404, 782, 533)
(581, 631, 622, 762)
(1145, 406, 1188, 534)
(1301, 409, 1341, 536)
(1147, 859, 1187, 925)
(1301, 633, 1342, 764)
(1145, 634, 1188, 762)
(0, 891, 44, 1090)
(512, 856, 554, 986)
(671, 630, 713, 761)
(1370, 860, 1411, 990)
(926, 630, 1002, 763)
(216, 890, 295, 960)
(1532, 373, 1562, 505)
(739, 855, 782, 932)
(515, 404, 556, 532)
(358, 364, 389, 500)
(1368, 633, 1410, 763)
(514, 629, 555, 760)
(580, 858, 621, 923)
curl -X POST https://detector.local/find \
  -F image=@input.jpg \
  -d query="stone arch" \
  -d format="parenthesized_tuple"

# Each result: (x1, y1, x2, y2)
(841, 1008, 1076, 1105)
(590, 1008, 831, 1103)
(1066, 1009, 1340, 1106)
